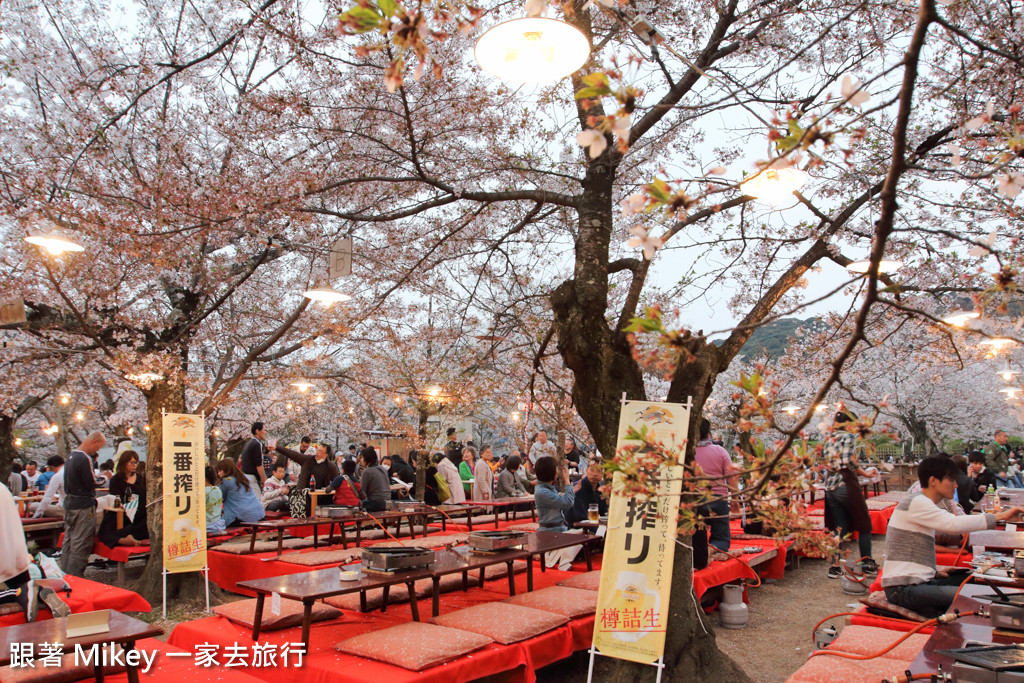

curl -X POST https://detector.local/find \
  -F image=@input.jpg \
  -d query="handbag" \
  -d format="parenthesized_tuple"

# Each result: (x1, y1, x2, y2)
(434, 472, 451, 504)
(288, 487, 310, 518)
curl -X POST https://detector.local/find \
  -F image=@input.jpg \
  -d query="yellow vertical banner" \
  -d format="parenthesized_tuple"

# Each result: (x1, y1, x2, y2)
(592, 400, 691, 664)
(162, 413, 207, 573)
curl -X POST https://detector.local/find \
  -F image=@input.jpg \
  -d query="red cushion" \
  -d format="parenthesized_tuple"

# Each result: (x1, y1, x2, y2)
(558, 570, 601, 591)
(504, 586, 597, 618)
(826, 625, 929, 661)
(213, 597, 340, 630)
(785, 654, 913, 682)
(335, 622, 492, 671)
(432, 602, 568, 644)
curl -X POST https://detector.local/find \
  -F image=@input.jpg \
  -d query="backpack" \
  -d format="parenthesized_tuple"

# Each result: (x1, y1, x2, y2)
(434, 472, 451, 504)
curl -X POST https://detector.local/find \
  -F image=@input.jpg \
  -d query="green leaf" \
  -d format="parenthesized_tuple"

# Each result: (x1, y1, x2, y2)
(574, 87, 605, 100)
(582, 72, 610, 89)
(341, 5, 384, 31)
(377, 0, 398, 16)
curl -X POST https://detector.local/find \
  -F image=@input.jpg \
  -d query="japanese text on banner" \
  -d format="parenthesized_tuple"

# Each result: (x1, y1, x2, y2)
(162, 413, 207, 573)
(592, 400, 690, 665)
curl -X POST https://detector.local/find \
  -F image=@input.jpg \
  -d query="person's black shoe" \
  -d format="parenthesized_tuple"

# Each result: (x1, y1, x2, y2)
(827, 565, 842, 579)
(861, 558, 879, 575)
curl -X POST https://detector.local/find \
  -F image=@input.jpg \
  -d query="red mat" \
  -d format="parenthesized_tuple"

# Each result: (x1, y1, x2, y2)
(0, 575, 151, 627)
(103, 638, 266, 682)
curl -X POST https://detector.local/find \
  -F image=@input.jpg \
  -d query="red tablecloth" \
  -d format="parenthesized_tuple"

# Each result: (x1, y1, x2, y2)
(0, 574, 151, 627)
(103, 638, 267, 682)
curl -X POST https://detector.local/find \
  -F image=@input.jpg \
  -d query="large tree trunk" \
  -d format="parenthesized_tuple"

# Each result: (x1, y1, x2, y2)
(0, 414, 16, 484)
(136, 381, 211, 606)
(900, 408, 938, 457)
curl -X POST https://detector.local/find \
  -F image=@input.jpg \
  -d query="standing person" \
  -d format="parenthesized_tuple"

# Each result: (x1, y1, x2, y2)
(61, 431, 107, 577)
(240, 422, 269, 489)
(436, 450, 465, 504)
(693, 418, 739, 554)
(529, 430, 557, 465)
(216, 459, 265, 526)
(285, 436, 312, 483)
(359, 447, 391, 512)
(275, 440, 340, 490)
(31, 456, 66, 519)
(444, 427, 463, 468)
(822, 412, 877, 578)
(98, 450, 148, 547)
(986, 430, 1015, 488)
(473, 445, 495, 501)
(564, 437, 582, 471)
(459, 447, 476, 497)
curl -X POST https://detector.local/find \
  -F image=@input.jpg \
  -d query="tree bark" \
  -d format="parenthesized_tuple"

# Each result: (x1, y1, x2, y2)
(0, 414, 16, 485)
(136, 380, 211, 606)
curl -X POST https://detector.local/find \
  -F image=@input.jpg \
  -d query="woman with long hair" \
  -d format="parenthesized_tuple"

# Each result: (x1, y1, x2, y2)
(97, 450, 148, 547)
(216, 458, 265, 526)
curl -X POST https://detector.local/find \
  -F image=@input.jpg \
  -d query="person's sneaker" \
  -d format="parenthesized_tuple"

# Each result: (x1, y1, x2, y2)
(827, 565, 842, 579)
(861, 558, 879, 575)
(17, 580, 40, 622)
(39, 587, 70, 618)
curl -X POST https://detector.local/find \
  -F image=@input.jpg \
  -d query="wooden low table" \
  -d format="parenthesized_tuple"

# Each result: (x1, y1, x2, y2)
(969, 529, 1024, 551)
(521, 531, 600, 591)
(427, 547, 529, 617)
(0, 611, 163, 683)
(21, 517, 63, 549)
(429, 504, 483, 532)
(908, 583, 1024, 676)
(322, 508, 430, 548)
(242, 518, 331, 557)
(238, 565, 432, 649)
(15, 494, 42, 517)
(466, 496, 536, 528)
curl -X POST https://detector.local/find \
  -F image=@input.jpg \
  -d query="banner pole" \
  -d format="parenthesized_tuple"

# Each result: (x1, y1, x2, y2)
(586, 648, 596, 683)
(204, 566, 210, 612)
(162, 568, 167, 619)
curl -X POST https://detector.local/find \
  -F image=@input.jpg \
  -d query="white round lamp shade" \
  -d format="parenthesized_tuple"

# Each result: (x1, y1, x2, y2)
(303, 287, 352, 305)
(740, 168, 808, 207)
(25, 233, 85, 255)
(475, 17, 590, 83)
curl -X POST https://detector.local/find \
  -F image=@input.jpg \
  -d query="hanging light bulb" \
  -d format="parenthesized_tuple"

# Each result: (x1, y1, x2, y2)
(980, 338, 1017, 352)
(302, 286, 352, 306)
(316, 394, 324, 403)
(474, 3, 589, 83)
(60, 394, 70, 405)
(126, 372, 164, 384)
(511, 411, 521, 422)
(291, 381, 314, 392)
(739, 167, 808, 207)
(25, 229, 85, 256)
(127, 427, 134, 436)
(1001, 388, 1020, 399)
(942, 311, 980, 327)
(999, 368, 1018, 381)
(781, 404, 799, 415)
(75, 412, 84, 421)
(846, 260, 903, 274)
(14, 438, 21, 447)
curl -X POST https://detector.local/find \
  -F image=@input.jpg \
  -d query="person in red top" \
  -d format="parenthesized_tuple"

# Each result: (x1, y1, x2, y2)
(327, 458, 363, 506)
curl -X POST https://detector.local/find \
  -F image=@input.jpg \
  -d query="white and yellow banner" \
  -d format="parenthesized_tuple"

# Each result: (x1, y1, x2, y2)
(592, 400, 691, 664)
(162, 413, 207, 573)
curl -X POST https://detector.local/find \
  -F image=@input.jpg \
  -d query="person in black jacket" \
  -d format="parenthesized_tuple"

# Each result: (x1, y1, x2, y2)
(969, 450, 999, 498)
(951, 454, 979, 513)
(569, 460, 608, 523)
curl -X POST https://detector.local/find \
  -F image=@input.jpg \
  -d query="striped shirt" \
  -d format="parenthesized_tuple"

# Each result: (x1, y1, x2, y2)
(882, 492, 994, 588)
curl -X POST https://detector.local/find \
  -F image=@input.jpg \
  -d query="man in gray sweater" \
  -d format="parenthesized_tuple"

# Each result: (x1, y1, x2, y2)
(883, 456, 1024, 618)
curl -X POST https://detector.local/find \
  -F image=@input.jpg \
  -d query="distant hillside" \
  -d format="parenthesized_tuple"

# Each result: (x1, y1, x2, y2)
(713, 317, 821, 360)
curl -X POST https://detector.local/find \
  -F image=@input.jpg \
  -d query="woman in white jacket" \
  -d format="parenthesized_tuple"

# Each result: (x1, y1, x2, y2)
(435, 452, 466, 504)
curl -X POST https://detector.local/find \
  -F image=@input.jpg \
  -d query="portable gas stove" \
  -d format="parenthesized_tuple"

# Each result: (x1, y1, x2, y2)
(361, 546, 434, 573)
(467, 530, 529, 553)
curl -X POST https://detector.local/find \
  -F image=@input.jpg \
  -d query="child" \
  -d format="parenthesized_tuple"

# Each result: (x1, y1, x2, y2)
(205, 466, 226, 535)
(326, 458, 363, 506)
(262, 464, 290, 512)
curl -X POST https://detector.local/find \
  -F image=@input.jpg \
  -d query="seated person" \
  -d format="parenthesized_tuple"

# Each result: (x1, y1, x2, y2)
(951, 454, 977, 514)
(205, 466, 226, 535)
(97, 450, 148, 547)
(216, 459, 266, 526)
(261, 464, 290, 513)
(359, 447, 391, 513)
(968, 450, 998, 498)
(569, 460, 608, 524)
(496, 455, 529, 498)
(883, 456, 1024, 618)
(534, 456, 576, 533)
(326, 458, 363, 506)
(0, 486, 69, 621)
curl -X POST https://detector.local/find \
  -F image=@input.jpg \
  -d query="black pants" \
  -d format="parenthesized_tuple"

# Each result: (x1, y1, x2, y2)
(825, 486, 872, 561)
(0, 570, 30, 608)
